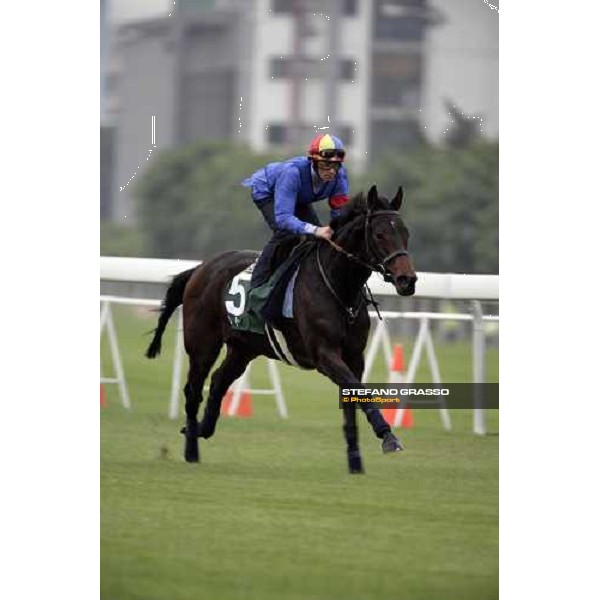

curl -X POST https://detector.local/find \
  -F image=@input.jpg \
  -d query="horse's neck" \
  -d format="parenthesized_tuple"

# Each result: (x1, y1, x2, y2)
(325, 228, 371, 300)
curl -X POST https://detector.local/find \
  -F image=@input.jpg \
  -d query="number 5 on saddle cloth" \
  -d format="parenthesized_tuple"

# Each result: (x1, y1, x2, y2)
(224, 241, 314, 334)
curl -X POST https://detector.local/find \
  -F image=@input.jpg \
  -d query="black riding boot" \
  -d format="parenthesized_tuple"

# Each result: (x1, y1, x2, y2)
(249, 233, 287, 290)
(249, 251, 272, 290)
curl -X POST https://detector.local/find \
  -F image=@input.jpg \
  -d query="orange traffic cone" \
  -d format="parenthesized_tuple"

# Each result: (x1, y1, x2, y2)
(100, 384, 106, 408)
(221, 389, 253, 417)
(391, 344, 405, 372)
(382, 344, 414, 428)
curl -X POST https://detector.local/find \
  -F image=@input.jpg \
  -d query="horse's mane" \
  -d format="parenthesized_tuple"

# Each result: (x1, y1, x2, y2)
(329, 192, 366, 231)
(330, 190, 394, 232)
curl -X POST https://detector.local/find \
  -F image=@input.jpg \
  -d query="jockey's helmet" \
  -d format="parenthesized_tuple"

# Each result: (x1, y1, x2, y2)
(307, 133, 346, 163)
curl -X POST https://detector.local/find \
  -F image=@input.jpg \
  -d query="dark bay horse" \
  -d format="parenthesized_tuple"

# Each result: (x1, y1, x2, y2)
(146, 185, 417, 473)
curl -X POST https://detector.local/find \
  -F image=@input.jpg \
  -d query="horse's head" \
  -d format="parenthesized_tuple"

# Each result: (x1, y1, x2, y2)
(362, 185, 417, 296)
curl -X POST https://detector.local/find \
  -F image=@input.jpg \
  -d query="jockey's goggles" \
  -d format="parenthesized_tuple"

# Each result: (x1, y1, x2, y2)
(317, 160, 342, 171)
(314, 148, 346, 161)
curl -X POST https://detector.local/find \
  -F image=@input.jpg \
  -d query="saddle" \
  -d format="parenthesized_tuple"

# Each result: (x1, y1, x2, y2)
(224, 240, 314, 334)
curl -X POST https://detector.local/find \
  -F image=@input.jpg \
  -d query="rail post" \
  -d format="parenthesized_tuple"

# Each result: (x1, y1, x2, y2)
(472, 300, 486, 435)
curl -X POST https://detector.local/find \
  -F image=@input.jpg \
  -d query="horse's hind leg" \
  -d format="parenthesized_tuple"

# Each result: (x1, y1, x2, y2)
(183, 340, 222, 462)
(197, 343, 257, 440)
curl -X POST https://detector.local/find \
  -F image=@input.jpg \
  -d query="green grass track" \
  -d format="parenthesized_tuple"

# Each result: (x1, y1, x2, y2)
(101, 305, 498, 600)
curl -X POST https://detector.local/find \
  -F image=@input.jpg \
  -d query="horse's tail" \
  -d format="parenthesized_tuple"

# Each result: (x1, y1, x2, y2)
(146, 267, 196, 359)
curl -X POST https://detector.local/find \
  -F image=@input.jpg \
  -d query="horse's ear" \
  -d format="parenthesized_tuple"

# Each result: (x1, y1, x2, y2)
(367, 185, 378, 212)
(391, 186, 403, 211)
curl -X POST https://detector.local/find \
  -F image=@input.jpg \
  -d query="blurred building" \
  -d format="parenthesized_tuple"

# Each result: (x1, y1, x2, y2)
(101, 0, 114, 219)
(424, 0, 499, 140)
(104, 0, 498, 223)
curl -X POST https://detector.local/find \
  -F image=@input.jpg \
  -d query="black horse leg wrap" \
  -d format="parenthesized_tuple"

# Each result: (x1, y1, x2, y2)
(343, 424, 359, 450)
(364, 408, 391, 438)
(198, 405, 221, 438)
(347, 449, 363, 473)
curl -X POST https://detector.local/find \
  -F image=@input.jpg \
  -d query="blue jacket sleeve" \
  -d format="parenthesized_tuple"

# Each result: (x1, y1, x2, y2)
(328, 169, 350, 220)
(274, 167, 318, 235)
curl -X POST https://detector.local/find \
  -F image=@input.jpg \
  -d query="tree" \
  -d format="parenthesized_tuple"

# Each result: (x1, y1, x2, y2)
(355, 141, 498, 274)
(134, 140, 280, 259)
(134, 135, 498, 274)
(444, 99, 484, 149)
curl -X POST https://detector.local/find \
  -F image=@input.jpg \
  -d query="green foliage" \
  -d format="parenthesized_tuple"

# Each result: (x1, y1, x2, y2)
(134, 140, 281, 259)
(356, 142, 498, 274)
(134, 136, 498, 273)
(444, 100, 484, 149)
(100, 220, 145, 257)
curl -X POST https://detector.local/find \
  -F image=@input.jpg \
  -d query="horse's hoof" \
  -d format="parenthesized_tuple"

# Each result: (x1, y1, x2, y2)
(348, 451, 364, 474)
(184, 438, 200, 463)
(182, 422, 200, 462)
(382, 432, 405, 453)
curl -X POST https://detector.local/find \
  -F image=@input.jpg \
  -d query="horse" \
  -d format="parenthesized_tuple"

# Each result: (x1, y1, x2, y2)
(146, 185, 417, 474)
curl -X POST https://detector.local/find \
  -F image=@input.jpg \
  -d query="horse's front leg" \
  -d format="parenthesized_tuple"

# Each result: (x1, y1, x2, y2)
(344, 351, 404, 455)
(342, 405, 363, 473)
(341, 353, 364, 473)
(316, 348, 402, 472)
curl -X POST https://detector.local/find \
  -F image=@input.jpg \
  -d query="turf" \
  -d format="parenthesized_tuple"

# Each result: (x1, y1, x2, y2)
(101, 305, 498, 600)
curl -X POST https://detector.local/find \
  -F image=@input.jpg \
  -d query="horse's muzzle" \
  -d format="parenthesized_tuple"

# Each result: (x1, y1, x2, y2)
(395, 275, 417, 296)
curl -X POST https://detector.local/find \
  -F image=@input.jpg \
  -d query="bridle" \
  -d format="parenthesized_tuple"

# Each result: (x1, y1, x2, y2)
(316, 208, 411, 322)
(362, 209, 410, 283)
(325, 209, 410, 283)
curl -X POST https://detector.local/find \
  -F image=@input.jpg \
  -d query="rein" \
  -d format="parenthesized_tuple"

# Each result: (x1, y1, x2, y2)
(317, 209, 410, 322)
(316, 243, 367, 323)
(325, 210, 409, 282)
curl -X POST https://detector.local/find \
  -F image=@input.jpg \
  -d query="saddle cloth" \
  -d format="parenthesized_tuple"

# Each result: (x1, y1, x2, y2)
(224, 245, 310, 335)
(223, 260, 304, 367)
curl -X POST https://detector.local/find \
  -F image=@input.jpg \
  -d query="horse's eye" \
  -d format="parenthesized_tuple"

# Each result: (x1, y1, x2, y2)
(375, 232, 385, 240)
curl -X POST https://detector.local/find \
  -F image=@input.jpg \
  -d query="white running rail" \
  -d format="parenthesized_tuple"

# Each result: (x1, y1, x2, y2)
(100, 257, 499, 433)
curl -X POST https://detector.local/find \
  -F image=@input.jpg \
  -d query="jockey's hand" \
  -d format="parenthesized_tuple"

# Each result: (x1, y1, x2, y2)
(315, 226, 334, 240)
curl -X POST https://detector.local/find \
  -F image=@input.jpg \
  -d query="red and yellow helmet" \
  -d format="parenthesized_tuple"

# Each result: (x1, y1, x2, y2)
(307, 133, 346, 162)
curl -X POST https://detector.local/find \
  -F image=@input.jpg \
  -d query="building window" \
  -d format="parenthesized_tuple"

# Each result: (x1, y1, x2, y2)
(340, 59, 356, 80)
(182, 71, 236, 142)
(372, 52, 422, 108)
(267, 124, 354, 147)
(270, 57, 356, 81)
(336, 126, 353, 146)
(270, 58, 289, 78)
(343, 0, 358, 16)
(374, 0, 427, 41)
(272, 0, 357, 16)
(370, 119, 421, 156)
(271, 0, 294, 13)
(267, 124, 287, 144)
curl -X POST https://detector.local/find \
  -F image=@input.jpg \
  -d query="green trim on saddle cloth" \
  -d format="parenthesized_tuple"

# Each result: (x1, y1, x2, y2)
(224, 244, 313, 334)
(223, 261, 290, 334)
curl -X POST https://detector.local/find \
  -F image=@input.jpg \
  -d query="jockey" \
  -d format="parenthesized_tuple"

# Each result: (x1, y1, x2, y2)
(241, 133, 350, 290)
